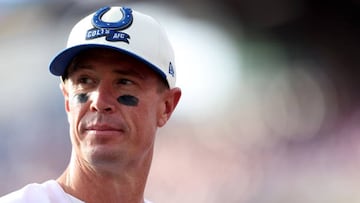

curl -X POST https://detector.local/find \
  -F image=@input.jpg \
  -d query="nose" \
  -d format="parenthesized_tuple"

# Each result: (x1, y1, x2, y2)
(89, 83, 116, 113)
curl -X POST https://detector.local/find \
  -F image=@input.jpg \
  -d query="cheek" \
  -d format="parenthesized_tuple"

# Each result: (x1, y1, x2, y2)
(117, 94, 139, 106)
(69, 93, 89, 115)
(67, 93, 88, 123)
(74, 93, 89, 103)
(137, 98, 162, 128)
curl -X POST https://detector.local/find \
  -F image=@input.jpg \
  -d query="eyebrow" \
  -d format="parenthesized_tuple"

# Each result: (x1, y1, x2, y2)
(66, 63, 90, 77)
(112, 69, 146, 79)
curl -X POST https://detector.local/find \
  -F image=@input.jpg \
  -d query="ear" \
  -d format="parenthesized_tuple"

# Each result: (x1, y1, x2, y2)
(157, 87, 182, 127)
(60, 82, 70, 113)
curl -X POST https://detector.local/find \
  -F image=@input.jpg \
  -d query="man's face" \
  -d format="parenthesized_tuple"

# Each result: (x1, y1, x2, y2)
(61, 48, 179, 169)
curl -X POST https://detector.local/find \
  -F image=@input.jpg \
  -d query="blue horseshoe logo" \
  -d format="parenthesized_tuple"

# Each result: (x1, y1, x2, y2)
(92, 6, 133, 30)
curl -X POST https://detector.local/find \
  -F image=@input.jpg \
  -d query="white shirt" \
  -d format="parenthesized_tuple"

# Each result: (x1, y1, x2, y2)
(0, 180, 152, 203)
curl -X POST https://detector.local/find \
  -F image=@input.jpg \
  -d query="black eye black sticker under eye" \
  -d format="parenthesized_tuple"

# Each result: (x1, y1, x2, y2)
(74, 93, 89, 103)
(117, 95, 139, 106)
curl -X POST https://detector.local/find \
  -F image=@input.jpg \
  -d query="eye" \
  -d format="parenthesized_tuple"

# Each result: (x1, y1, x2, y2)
(78, 76, 94, 85)
(117, 78, 134, 85)
(71, 75, 97, 90)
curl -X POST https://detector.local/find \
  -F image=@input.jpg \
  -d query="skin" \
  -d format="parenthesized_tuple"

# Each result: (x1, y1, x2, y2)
(57, 48, 181, 203)
(117, 95, 139, 106)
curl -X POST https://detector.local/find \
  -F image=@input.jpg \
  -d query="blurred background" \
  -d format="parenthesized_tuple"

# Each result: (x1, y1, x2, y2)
(0, 0, 360, 202)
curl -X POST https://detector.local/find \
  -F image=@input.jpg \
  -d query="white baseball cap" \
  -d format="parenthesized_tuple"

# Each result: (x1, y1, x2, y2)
(49, 6, 176, 88)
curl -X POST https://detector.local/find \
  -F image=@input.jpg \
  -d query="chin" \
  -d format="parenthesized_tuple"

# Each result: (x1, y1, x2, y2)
(85, 145, 124, 165)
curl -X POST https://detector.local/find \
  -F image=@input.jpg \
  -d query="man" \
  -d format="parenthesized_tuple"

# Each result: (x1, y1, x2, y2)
(0, 5, 181, 203)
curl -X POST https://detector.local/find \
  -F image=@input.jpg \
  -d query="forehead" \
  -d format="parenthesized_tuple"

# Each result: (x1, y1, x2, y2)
(67, 48, 155, 76)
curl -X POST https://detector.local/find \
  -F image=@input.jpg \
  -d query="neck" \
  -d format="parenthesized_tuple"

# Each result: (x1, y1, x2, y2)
(57, 148, 153, 203)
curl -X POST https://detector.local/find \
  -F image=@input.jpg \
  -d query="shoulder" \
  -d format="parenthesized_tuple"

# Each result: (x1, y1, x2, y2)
(0, 180, 69, 203)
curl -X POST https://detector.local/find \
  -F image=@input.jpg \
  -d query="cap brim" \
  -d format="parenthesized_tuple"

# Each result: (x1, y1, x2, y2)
(49, 44, 167, 81)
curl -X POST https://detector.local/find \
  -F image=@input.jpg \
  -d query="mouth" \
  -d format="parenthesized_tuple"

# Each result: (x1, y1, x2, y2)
(84, 124, 125, 136)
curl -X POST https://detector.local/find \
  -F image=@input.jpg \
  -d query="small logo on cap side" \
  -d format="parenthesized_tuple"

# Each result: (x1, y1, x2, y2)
(168, 62, 175, 77)
(86, 6, 133, 43)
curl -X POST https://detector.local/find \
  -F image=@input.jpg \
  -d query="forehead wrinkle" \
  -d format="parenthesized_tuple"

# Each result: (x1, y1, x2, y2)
(66, 49, 154, 81)
(113, 68, 145, 80)
(67, 60, 148, 83)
